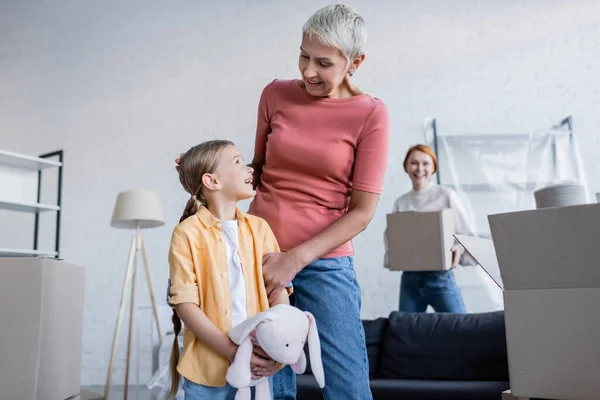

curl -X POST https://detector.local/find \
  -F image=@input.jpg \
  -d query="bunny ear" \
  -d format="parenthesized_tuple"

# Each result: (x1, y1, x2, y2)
(226, 337, 254, 388)
(305, 312, 325, 388)
(229, 310, 280, 345)
(290, 350, 306, 375)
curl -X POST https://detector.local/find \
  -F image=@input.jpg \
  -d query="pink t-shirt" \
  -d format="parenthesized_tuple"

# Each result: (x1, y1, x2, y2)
(248, 79, 390, 258)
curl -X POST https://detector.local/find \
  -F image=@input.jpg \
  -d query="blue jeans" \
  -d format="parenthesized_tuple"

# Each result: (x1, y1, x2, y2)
(183, 378, 273, 400)
(273, 256, 372, 400)
(399, 270, 467, 313)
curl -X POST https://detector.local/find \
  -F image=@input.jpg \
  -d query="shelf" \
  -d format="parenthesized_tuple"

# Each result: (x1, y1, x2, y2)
(0, 200, 60, 213)
(0, 248, 58, 257)
(0, 149, 62, 170)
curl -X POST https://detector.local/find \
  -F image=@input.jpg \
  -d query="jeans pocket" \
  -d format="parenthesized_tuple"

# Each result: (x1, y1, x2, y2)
(346, 256, 355, 270)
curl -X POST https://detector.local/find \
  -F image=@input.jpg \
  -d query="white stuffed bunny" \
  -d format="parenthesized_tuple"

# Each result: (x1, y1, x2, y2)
(226, 304, 325, 400)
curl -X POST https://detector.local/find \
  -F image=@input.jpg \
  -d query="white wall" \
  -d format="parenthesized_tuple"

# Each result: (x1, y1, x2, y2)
(1, 0, 599, 386)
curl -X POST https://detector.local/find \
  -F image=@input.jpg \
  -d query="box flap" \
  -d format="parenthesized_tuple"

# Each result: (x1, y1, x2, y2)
(489, 203, 600, 290)
(454, 235, 504, 290)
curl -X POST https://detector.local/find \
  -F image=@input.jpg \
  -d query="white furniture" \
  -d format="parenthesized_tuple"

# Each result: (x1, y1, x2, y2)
(0, 148, 63, 258)
(0, 258, 85, 400)
(105, 190, 165, 400)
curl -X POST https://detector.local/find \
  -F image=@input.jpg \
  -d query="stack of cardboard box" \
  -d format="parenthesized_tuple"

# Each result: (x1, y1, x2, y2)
(0, 258, 85, 400)
(461, 203, 600, 400)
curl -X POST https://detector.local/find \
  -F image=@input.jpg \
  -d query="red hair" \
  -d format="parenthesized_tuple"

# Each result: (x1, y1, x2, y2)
(403, 144, 438, 173)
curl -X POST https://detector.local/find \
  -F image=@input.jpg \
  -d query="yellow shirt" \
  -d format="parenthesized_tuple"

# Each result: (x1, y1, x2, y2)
(168, 205, 280, 386)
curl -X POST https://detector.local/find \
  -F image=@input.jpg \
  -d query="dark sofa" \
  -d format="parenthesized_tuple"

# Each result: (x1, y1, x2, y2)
(297, 310, 509, 400)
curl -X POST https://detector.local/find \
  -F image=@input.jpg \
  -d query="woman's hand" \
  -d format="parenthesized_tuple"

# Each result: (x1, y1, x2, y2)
(262, 251, 303, 304)
(250, 346, 284, 378)
(451, 244, 464, 268)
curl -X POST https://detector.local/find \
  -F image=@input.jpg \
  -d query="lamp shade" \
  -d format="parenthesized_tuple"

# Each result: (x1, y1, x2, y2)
(111, 190, 165, 229)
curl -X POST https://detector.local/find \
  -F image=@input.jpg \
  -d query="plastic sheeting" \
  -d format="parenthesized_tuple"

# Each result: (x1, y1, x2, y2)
(424, 119, 588, 312)
(426, 124, 587, 238)
(147, 332, 184, 399)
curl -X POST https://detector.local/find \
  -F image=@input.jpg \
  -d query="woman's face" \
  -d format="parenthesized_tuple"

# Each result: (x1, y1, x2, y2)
(298, 35, 359, 98)
(406, 150, 435, 190)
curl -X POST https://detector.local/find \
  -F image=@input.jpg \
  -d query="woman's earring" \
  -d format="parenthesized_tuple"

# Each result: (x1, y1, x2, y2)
(348, 71, 354, 77)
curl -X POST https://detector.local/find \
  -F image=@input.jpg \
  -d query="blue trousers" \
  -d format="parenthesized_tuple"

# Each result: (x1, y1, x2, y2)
(272, 256, 372, 400)
(183, 378, 273, 399)
(399, 270, 467, 313)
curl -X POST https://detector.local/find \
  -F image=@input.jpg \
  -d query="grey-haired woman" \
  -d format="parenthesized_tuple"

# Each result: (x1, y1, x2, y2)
(248, 4, 389, 399)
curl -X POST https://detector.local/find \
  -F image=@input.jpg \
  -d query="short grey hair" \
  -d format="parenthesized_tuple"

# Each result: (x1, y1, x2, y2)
(302, 4, 366, 61)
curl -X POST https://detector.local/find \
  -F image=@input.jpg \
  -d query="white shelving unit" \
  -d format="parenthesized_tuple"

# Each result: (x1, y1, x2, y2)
(0, 248, 58, 257)
(0, 149, 62, 170)
(0, 149, 63, 258)
(0, 200, 60, 213)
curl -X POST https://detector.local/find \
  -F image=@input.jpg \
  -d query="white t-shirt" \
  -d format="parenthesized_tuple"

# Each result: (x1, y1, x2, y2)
(383, 183, 476, 269)
(220, 220, 247, 328)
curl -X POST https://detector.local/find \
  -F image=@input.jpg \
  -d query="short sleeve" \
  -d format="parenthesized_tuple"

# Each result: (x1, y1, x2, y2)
(262, 221, 293, 294)
(168, 227, 200, 306)
(352, 103, 390, 194)
(262, 220, 281, 255)
(253, 80, 276, 165)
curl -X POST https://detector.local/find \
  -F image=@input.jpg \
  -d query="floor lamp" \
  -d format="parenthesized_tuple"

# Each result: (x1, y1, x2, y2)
(105, 190, 165, 400)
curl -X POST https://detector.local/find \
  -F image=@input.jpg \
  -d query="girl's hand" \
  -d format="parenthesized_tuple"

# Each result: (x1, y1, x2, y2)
(251, 346, 284, 378)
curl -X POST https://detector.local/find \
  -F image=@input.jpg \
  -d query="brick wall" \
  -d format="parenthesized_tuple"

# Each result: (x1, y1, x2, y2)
(1, 0, 598, 385)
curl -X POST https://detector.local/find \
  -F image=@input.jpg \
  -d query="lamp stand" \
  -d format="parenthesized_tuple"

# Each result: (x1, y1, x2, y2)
(104, 225, 163, 400)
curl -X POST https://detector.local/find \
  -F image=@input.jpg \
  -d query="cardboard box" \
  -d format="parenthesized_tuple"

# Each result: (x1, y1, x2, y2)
(385, 209, 455, 271)
(458, 203, 600, 400)
(0, 258, 85, 400)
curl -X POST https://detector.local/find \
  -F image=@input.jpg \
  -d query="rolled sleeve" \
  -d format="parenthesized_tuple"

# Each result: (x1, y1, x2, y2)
(168, 228, 200, 306)
(262, 221, 281, 255)
(262, 220, 292, 295)
(352, 103, 390, 194)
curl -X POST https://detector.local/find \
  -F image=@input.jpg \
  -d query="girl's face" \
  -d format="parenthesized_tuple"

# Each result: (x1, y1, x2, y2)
(406, 150, 435, 190)
(211, 145, 255, 201)
(298, 35, 361, 99)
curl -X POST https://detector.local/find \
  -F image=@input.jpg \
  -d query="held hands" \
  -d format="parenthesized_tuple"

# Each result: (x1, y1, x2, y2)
(262, 251, 303, 304)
